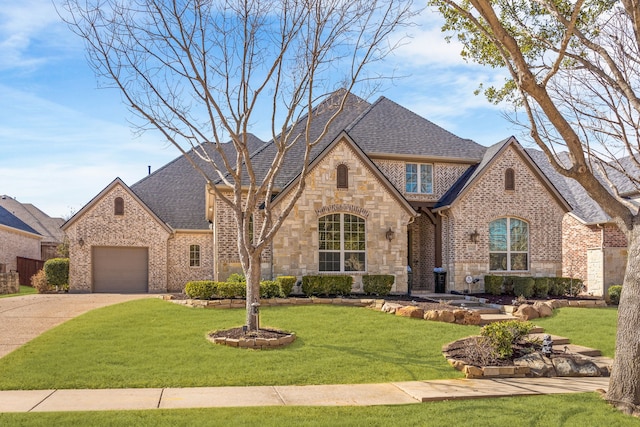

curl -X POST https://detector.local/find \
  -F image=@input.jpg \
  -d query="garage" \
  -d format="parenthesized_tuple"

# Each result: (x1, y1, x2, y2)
(92, 246, 149, 293)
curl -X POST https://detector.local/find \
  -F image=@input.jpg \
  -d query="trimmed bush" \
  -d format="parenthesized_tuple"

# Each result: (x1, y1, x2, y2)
(217, 281, 246, 298)
(184, 281, 219, 299)
(31, 269, 53, 294)
(362, 274, 394, 296)
(502, 276, 516, 295)
(481, 320, 534, 359)
(44, 258, 69, 291)
(227, 273, 246, 283)
(533, 277, 549, 298)
(276, 276, 296, 297)
(302, 275, 353, 296)
(608, 285, 622, 305)
(483, 275, 503, 295)
(566, 278, 584, 297)
(512, 276, 534, 298)
(260, 280, 281, 298)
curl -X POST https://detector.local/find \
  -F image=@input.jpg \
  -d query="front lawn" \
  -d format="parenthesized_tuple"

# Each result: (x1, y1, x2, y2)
(0, 285, 37, 299)
(1, 393, 637, 426)
(0, 299, 474, 390)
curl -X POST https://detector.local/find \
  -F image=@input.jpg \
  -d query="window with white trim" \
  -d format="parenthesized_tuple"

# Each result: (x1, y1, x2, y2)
(405, 163, 433, 194)
(318, 213, 366, 272)
(489, 218, 528, 271)
(189, 244, 200, 267)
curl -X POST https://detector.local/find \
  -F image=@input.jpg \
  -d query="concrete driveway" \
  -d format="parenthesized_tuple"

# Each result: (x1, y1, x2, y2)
(0, 293, 153, 358)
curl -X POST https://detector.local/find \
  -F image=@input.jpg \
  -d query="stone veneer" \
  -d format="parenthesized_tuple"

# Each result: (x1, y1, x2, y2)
(0, 227, 41, 271)
(441, 146, 566, 292)
(271, 139, 413, 293)
(65, 183, 171, 292)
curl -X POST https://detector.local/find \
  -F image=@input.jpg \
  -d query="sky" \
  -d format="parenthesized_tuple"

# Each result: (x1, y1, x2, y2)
(0, 0, 518, 219)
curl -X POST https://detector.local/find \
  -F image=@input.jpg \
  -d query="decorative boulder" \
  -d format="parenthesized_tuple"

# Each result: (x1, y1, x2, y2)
(453, 310, 467, 323)
(514, 352, 554, 377)
(552, 356, 601, 377)
(381, 302, 403, 314)
(424, 310, 440, 321)
(533, 301, 554, 318)
(462, 310, 482, 325)
(440, 310, 456, 323)
(396, 306, 424, 319)
(515, 304, 539, 320)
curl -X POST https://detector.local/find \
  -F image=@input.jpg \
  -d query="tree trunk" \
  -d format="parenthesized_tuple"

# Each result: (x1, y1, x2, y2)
(245, 254, 262, 331)
(607, 226, 640, 415)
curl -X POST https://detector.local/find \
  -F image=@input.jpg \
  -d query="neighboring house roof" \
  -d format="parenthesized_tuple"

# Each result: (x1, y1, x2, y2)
(62, 178, 173, 234)
(0, 195, 64, 243)
(131, 135, 266, 230)
(434, 136, 571, 212)
(0, 205, 41, 238)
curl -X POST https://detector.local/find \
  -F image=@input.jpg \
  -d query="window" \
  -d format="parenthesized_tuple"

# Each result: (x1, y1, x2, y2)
(114, 197, 124, 215)
(319, 213, 366, 272)
(406, 163, 433, 194)
(337, 164, 348, 189)
(489, 218, 528, 271)
(505, 168, 515, 191)
(189, 244, 200, 267)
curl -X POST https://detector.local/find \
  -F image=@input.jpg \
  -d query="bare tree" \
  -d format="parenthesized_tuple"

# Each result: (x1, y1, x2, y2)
(60, 0, 415, 330)
(429, 0, 640, 415)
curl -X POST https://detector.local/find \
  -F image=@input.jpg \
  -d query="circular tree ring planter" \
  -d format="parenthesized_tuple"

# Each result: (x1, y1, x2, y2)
(208, 327, 296, 349)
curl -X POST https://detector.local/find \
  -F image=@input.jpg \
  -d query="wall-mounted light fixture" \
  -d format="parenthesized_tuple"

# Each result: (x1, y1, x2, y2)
(385, 227, 395, 242)
(469, 230, 479, 243)
(78, 238, 85, 247)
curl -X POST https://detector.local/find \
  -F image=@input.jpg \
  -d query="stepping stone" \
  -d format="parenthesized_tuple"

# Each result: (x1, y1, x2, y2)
(526, 333, 570, 345)
(479, 313, 518, 325)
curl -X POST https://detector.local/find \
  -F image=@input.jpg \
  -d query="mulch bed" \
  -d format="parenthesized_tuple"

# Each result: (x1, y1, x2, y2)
(210, 327, 292, 340)
(444, 336, 542, 367)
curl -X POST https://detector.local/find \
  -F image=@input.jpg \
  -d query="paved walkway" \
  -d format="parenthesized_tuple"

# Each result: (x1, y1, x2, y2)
(0, 293, 152, 358)
(0, 377, 610, 412)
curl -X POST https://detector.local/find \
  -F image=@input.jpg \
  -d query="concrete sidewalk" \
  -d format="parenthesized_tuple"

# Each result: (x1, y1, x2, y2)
(0, 377, 609, 413)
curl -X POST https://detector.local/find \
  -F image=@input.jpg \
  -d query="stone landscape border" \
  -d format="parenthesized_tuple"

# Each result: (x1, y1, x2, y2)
(208, 331, 296, 350)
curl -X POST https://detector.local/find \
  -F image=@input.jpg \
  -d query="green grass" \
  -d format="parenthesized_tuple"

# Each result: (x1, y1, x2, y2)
(0, 299, 474, 390)
(0, 285, 37, 299)
(534, 307, 618, 358)
(1, 393, 638, 426)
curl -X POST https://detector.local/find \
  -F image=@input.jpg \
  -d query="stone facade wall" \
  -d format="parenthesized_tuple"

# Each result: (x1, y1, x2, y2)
(272, 140, 413, 293)
(0, 272, 19, 294)
(0, 227, 41, 271)
(443, 146, 565, 292)
(65, 183, 170, 292)
(167, 231, 214, 292)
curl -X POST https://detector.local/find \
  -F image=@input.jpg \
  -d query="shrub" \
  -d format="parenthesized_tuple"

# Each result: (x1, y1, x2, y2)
(184, 281, 218, 299)
(481, 320, 534, 359)
(31, 269, 53, 294)
(259, 280, 281, 298)
(512, 276, 534, 298)
(44, 258, 69, 290)
(362, 275, 394, 296)
(302, 275, 353, 296)
(547, 277, 563, 296)
(217, 281, 246, 298)
(608, 285, 622, 305)
(566, 278, 584, 297)
(502, 276, 516, 295)
(483, 275, 503, 295)
(533, 277, 549, 298)
(227, 273, 246, 283)
(276, 276, 296, 297)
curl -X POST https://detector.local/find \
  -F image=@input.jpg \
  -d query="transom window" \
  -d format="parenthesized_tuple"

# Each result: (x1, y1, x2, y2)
(406, 163, 433, 194)
(319, 213, 366, 272)
(489, 218, 529, 271)
(189, 244, 200, 267)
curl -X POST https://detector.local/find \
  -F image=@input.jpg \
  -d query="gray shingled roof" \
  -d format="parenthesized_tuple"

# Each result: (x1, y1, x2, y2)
(0, 205, 40, 236)
(131, 135, 266, 229)
(347, 97, 486, 160)
(0, 196, 63, 242)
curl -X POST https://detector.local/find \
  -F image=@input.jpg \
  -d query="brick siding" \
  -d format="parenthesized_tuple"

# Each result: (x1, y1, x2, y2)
(0, 228, 41, 271)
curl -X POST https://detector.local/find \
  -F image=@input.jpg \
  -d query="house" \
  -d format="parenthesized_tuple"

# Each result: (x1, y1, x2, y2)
(0, 205, 42, 274)
(63, 91, 576, 294)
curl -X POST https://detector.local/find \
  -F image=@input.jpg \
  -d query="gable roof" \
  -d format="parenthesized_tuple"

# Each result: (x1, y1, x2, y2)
(434, 136, 571, 212)
(0, 205, 41, 238)
(0, 196, 64, 243)
(131, 135, 266, 230)
(62, 178, 172, 233)
(271, 132, 416, 216)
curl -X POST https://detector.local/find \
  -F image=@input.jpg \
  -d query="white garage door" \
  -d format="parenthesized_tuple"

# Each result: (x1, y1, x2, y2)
(92, 247, 149, 293)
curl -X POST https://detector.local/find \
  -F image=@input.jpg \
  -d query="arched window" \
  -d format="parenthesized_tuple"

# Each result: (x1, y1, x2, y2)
(505, 168, 515, 191)
(337, 164, 348, 189)
(114, 197, 124, 215)
(319, 213, 365, 272)
(489, 218, 528, 271)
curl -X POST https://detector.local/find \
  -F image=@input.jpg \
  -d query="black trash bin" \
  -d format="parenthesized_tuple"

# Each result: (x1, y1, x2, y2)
(434, 271, 446, 293)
